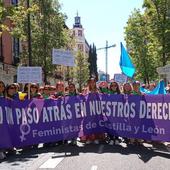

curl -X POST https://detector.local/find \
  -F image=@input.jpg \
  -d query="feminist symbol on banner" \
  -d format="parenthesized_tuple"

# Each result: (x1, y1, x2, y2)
(20, 124, 31, 142)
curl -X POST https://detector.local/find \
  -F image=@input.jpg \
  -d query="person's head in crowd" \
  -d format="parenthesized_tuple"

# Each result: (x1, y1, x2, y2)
(166, 84, 170, 93)
(141, 84, 146, 88)
(123, 82, 132, 94)
(132, 81, 141, 94)
(109, 81, 121, 94)
(144, 84, 149, 90)
(0, 81, 5, 96)
(30, 83, 39, 96)
(81, 86, 88, 95)
(6, 84, 17, 99)
(23, 83, 29, 93)
(99, 81, 109, 93)
(68, 83, 77, 95)
(39, 86, 44, 94)
(149, 83, 156, 91)
(14, 83, 20, 92)
(56, 81, 64, 94)
(88, 78, 97, 92)
(49, 86, 56, 95)
(43, 85, 51, 96)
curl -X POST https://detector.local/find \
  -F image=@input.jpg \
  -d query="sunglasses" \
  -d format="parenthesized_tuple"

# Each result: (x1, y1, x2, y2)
(9, 87, 16, 89)
(31, 86, 37, 88)
(111, 84, 117, 87)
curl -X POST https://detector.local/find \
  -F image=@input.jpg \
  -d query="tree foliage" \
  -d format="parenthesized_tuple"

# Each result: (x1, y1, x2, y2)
(18, 0, 74, 82)
(88, 43, 98, 80)
(1, 0, 87, 85)
(143, 0, 170, 66)
(0, 1, 33, 36)
(124, 0, 170, 83)
(74, 51, 89, 91)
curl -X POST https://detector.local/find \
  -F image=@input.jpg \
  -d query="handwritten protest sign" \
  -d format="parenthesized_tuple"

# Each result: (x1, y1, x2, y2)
(52, 48, 75, 66)
(17, 67, 42, 84)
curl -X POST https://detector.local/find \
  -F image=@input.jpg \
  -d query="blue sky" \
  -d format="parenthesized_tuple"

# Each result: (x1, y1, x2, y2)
(60, 0, 144, 78)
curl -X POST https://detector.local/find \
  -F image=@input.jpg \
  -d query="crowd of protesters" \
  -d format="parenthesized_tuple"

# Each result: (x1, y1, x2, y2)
(0, 79, 170, 160)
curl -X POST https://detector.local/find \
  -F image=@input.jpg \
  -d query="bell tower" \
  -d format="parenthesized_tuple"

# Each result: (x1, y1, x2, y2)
(73, 11, 82, 28)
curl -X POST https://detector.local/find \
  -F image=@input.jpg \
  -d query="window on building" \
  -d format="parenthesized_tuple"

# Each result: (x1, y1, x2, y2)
(75, 17, 80, 24)
(73, 30, 75, 36)
(12, 37, 20, 65)
(78, 44, 84, 51)
(78, 30, 82, 37)
(11, 0, 18, 5)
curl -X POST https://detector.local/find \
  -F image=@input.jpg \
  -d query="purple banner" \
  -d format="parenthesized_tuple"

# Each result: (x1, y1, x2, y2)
(0, 94, 170, 149)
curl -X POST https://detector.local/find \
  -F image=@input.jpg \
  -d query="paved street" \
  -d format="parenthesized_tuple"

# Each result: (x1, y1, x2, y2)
(0, 142, 170, 170)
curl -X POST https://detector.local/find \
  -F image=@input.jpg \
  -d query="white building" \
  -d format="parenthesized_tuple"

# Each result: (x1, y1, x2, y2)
(72, 13, 89, 56)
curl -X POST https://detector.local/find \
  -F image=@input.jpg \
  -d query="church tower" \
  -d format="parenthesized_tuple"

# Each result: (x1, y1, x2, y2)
(72, 12, 89, 55)
(73, 11, 82, 28)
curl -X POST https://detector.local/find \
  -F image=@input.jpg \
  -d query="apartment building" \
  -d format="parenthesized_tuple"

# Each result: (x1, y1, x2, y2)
(0, 0, 20, 84)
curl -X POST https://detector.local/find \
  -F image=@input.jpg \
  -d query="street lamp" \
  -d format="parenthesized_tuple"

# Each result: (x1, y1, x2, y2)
(97, 41, 116, 82)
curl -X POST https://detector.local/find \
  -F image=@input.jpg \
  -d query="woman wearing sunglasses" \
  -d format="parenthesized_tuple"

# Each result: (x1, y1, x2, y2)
(6, 84, 18, 100)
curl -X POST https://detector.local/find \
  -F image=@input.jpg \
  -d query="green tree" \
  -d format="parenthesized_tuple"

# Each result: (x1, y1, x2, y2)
(0, 1, 8, 34)
(125, 9, 159, 84)
(19, 0, 74, 83)
(88, 43, 98, 80)
(143, 0, 170, 66)
(74, 51, 89, 91)
(0, 1, 33, 36)
(125, 0, 170, 83)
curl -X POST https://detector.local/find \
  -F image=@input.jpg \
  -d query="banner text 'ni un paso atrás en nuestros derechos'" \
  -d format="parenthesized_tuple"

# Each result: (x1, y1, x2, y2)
(0, 94, 170, 149)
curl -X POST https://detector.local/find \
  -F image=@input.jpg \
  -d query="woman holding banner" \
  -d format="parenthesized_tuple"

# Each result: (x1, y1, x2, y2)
(132, 81, 142, 95)
(108, 81, 121, 145)
(4, 84, 18, 155)
(42, 85, 51, 99)
(55, 81, 65, 98)
(122, 82, 133, 145)
(43, 81, 66, 147)
(67, 83, 79, 145)
(122, 82, 133, 95)
(67, 83, 78, 96)
(0, 81, 6, 97)
(85, 78, 105, 144)
(109, 81, 121, 94)
(98, 81, 109, 94)
(30, 83, 42, 99)
(0, 81, 6, 160)
(6, 84, 18, 100)
(19, 83, 41, 100)
(132, 81, 143, 145)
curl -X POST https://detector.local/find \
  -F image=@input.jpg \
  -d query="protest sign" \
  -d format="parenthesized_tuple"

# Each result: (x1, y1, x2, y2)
(52, 48, 75, 66)
(114, 73, 127, 83)
(17, 67, 42, 84)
